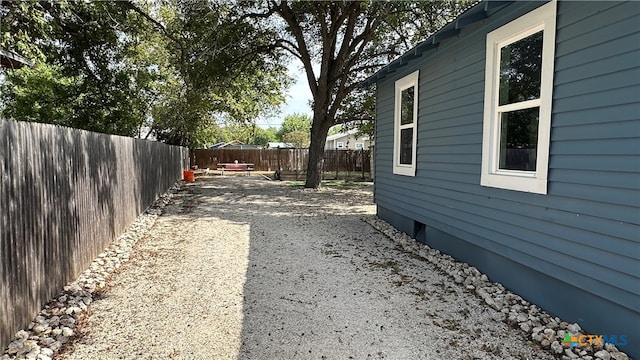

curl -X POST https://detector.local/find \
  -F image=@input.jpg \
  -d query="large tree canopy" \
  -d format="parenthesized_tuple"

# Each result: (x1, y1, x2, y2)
(244, 1, 470, 187)
(1, 1, 157, 135)
(0, 0, 290, 147)
(2, 0, 469, 167)
(128, 0, 290, 146)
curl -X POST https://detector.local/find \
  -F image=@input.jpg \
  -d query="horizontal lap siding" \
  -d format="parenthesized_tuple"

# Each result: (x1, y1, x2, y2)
(375, 0, 639, 317)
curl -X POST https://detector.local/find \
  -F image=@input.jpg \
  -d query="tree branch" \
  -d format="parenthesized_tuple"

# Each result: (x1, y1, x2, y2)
(122, 1, 184, 51)
(332, 2, 361, 73)
(237, 6, 276, 22)
(272, 0, 318, 97)
(275, 39, 304, 62)
(350, 63, 388, 73)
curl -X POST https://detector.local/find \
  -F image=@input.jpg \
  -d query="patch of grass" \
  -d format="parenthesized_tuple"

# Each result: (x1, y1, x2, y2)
(287, 180, 372, 188)
(439, 318, 461, 331)
(365, 259, 398, 270)
(481, 344, 502, 356)
(411, 288, 430, 301)
(325, 181, 372, 187)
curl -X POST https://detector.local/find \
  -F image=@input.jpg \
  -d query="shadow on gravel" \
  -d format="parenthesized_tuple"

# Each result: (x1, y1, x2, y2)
(177, 175, 551, 360)
(183, 175, 408, 359)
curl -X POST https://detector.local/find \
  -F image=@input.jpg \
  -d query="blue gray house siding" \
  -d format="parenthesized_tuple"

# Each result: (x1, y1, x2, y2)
(373, 1, 639, 355)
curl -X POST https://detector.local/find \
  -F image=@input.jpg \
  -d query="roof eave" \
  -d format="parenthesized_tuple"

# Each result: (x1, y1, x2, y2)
(359, 0, 515, 88)
(0, 47, 32, 69)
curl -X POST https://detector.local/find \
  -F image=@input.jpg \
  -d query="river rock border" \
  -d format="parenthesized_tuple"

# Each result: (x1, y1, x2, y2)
(365, 216, 630, 360)
(2, 184, 182, 360)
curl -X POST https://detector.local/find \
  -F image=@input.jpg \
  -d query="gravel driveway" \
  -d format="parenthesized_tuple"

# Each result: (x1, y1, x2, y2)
(60, 175, 553, 360)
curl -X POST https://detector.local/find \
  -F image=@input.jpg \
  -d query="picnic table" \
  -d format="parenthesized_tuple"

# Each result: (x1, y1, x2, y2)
(217, 163, 254, 175)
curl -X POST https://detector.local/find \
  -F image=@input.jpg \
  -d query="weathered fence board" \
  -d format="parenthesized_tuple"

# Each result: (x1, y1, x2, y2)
(191, 148, 371, 174)
(0, 120, 188, 349)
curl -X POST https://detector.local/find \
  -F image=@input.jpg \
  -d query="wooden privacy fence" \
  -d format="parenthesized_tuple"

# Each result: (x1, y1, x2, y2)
(191, 148, 371, 174)
(0, 119, 188, 349)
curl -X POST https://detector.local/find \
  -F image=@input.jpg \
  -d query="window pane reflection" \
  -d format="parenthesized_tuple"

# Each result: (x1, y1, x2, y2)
(400, 128, 413, 165)
(499, 107, 539, 171)
(499, 31, 543, 106)
(400, 87, 414, 125)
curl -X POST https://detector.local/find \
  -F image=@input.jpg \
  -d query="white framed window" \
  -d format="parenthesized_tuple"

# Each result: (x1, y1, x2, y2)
(355, 142, 364, 150)
(393, 70, 419, 176)
(336, 141, 345, 149)
(481, 1, 557, 194)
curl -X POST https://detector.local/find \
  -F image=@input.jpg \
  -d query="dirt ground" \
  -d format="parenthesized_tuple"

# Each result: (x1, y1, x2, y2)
(61, 175, 553, 360)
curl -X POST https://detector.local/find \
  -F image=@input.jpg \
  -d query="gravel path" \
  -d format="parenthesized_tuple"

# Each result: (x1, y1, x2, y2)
(60, 175, 555, 359)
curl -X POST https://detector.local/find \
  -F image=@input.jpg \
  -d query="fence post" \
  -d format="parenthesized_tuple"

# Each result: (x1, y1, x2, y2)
(370, 146, 374, 180)
(347, 150, 351, 179)
(361, 150, 365, 180)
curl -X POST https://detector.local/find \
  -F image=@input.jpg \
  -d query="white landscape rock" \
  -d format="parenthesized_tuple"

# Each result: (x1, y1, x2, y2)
(595, 350, 612, 360)
(611, 352, 629, 360)
(567, 323, 582, 335)
(551, 341, 564, 354)
(60, 327, 73, 338)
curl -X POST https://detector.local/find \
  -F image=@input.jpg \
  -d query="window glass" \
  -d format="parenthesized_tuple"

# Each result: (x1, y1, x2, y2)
(399, 128, 413, 165)
(394, 70, 418, 176)
(499, 108, 539, 171)
(499, 31, 543, 106)
(400, 87, 414, 125)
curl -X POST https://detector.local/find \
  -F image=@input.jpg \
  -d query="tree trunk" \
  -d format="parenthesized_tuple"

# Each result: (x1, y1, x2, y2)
(304, 114, 331, 188)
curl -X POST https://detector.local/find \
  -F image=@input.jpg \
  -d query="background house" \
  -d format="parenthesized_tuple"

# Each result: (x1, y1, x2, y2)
(325, 129, 371, 150)
(209, 140, 261, 149)
(363, 1, 639, 357)
(267, 142, 296, 149)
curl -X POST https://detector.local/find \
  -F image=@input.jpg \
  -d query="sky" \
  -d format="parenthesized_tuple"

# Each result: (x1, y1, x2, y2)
(255, 62, 313, 129)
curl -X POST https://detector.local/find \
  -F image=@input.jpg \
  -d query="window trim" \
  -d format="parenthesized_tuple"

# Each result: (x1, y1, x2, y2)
(355, 142, 364, 150)
(481, 1, 557, 194)
(336, 141, 345, 149)
(393, 70, 419, 176)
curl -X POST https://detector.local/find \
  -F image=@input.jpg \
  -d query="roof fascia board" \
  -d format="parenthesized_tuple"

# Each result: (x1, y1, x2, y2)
(360, 0, 516, 88)
(432, 27, 462, 44)
(0, 48, 32, 69)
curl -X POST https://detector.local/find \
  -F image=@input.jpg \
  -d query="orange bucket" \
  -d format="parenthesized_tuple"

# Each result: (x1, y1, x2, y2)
(183, 170, 195, 182)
